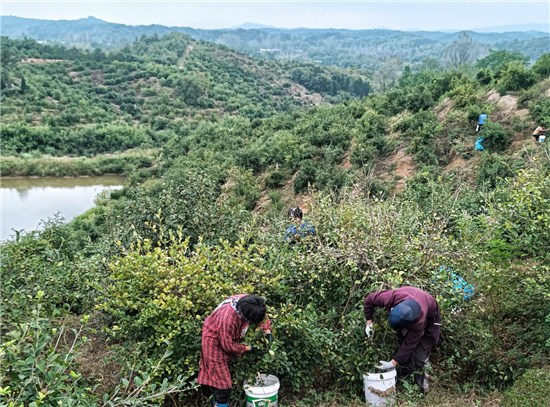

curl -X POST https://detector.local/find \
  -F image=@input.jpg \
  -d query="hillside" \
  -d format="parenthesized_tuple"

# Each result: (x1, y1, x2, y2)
(2, 31, 550, 407)
(1, 34, 369, 158)
(3, 16, 549, 70)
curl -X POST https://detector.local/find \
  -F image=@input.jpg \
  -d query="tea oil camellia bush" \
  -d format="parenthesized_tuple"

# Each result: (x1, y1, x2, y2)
(100, 235, 269, 373)
(99, 185, 492, 397)
(0, 299, 195, 406)
(479, 121, 510, 151)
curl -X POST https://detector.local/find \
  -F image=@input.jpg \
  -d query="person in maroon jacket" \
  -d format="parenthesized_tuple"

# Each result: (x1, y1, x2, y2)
(198, 294, 273, 407)
(364, 286, 440, 391)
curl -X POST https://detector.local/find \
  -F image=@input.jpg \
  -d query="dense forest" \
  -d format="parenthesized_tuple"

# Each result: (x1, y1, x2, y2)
(3, 15, 550, 70)
(1, 29, 550, 407)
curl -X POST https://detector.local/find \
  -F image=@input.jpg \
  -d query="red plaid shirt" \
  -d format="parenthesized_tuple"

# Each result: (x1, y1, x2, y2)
(197, 294, 271, 389)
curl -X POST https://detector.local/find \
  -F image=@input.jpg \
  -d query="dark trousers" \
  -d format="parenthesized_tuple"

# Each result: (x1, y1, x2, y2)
(397, 336, 432, 391)
(201, 385, 231, 405)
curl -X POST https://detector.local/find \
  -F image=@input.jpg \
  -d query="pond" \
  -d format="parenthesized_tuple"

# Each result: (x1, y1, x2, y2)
(1, 176, 126, 240)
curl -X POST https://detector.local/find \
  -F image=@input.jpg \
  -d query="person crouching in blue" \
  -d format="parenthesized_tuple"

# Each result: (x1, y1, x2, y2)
(285, 207, 315, 244)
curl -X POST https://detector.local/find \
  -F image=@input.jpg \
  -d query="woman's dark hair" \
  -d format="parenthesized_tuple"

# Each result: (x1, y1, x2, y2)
(288, 207, 303, 220)
(237, 295, 267, 324)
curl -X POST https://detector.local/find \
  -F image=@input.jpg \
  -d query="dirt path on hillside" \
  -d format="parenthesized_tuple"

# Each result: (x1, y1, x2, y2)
(340, 139, 356, 169)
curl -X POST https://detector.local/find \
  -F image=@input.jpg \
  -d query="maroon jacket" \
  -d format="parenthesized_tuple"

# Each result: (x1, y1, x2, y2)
(364, 287, 440, 364)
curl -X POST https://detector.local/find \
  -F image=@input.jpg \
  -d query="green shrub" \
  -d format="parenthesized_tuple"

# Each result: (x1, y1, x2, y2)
(350, 109, 389, 166)
(529, 97, 550, 127)
(497, 61, 537, 93)
(516, 87, 539, 108)
(502, 367, 550, 407)
(476, 68, 493, 86)
(223, 166, 262, 210)
(477, 153, 512, 188)
(293, 160, 317, 193)
(1, 217, 105, 326)
(394, 111, 441, 167)
(479, 121, 509, 151)
(531, 52, 550, 79)
(0, 309, 97, 406)
(448, 76, 479, 108)
(265, 169, 287, 189)
(488, 167, 550, 259)
(105, 171, 247, 250)
(476, 50, 528, 71)
(0, 304, 194, 406)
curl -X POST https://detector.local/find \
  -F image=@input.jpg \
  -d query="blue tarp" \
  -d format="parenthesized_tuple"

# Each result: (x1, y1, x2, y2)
(475, 138, 484, 151)
(435, 266, 475, 301)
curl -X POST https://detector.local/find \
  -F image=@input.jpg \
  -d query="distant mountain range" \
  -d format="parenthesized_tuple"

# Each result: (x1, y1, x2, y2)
(469, 23, 550, 33)
(406, 23, 549, 33)
(2, 16, 549, 70)
(229, 22, 277, 30)
(215, 22, 550, 33)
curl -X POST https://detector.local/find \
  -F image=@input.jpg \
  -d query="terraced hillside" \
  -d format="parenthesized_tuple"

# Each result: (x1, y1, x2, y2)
(1, 34, 370, 158)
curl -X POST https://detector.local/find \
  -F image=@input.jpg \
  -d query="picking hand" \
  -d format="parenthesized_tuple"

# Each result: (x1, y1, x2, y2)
(365, 322, 374, 338)
(375, 360, 395, 371)
(249, 346, 264, 355)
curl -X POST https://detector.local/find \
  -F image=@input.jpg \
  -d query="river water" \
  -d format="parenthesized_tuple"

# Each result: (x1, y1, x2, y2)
(0, 176, 125, 240)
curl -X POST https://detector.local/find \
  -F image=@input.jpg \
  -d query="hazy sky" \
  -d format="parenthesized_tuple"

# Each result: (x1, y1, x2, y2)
(2, 0, 549, 31)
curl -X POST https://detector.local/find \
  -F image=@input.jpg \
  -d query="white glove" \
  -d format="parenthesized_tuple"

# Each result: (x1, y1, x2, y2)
(365, 322, 374, 338)
(375, 360, 395, 371)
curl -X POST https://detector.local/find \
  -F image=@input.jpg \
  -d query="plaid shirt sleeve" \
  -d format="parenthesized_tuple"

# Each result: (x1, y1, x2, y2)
(259, 315, 272, 332)
(218, 310, 248, 356)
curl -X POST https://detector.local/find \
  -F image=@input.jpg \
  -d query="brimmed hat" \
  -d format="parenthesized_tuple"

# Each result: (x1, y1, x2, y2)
(388, 299, 420, 330)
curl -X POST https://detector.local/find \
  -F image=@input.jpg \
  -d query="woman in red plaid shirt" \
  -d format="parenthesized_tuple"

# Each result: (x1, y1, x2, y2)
(198, 294, 274, 407)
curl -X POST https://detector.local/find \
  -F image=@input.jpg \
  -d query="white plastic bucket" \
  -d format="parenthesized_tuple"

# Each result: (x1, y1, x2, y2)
(244, 374, 280, 407)
(539, 135, 546, 143)
(363, 369, 397, 406)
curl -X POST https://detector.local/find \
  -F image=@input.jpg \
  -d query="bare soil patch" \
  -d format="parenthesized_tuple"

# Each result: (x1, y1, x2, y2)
(393, 150, 415, 179)
(21, 58, 65, 64)
(377, 147, 414, 192)
(273, 78, 323, 106)
(91, 69, 104, 86)
(445, 155, 466, 172)
(340, 139, 356, 169)
(485, 90, 529, 121)
(435, 97, 453, 121)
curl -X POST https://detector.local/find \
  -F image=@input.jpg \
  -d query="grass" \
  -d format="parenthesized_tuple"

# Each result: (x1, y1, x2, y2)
(1, 149, 159, 177)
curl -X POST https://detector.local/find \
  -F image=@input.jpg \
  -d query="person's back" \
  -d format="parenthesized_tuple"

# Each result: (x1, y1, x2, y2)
(476, 114, 487, 133)
(285, 206, 315, 243)
(533, 126, 548, 142)
(363, 286, 440, 392)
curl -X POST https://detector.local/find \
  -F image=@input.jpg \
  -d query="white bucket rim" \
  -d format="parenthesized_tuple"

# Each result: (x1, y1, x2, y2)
(244, 374, 280, 397)
(363, 369, 397, 381)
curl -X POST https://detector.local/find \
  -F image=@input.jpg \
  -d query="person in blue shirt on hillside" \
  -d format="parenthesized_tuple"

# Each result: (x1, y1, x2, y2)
(476, 113, 487, 133)
(285, 207, 315, 244)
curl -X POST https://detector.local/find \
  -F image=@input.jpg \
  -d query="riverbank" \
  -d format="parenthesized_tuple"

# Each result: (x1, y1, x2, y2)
(0, 149, 159, 177)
